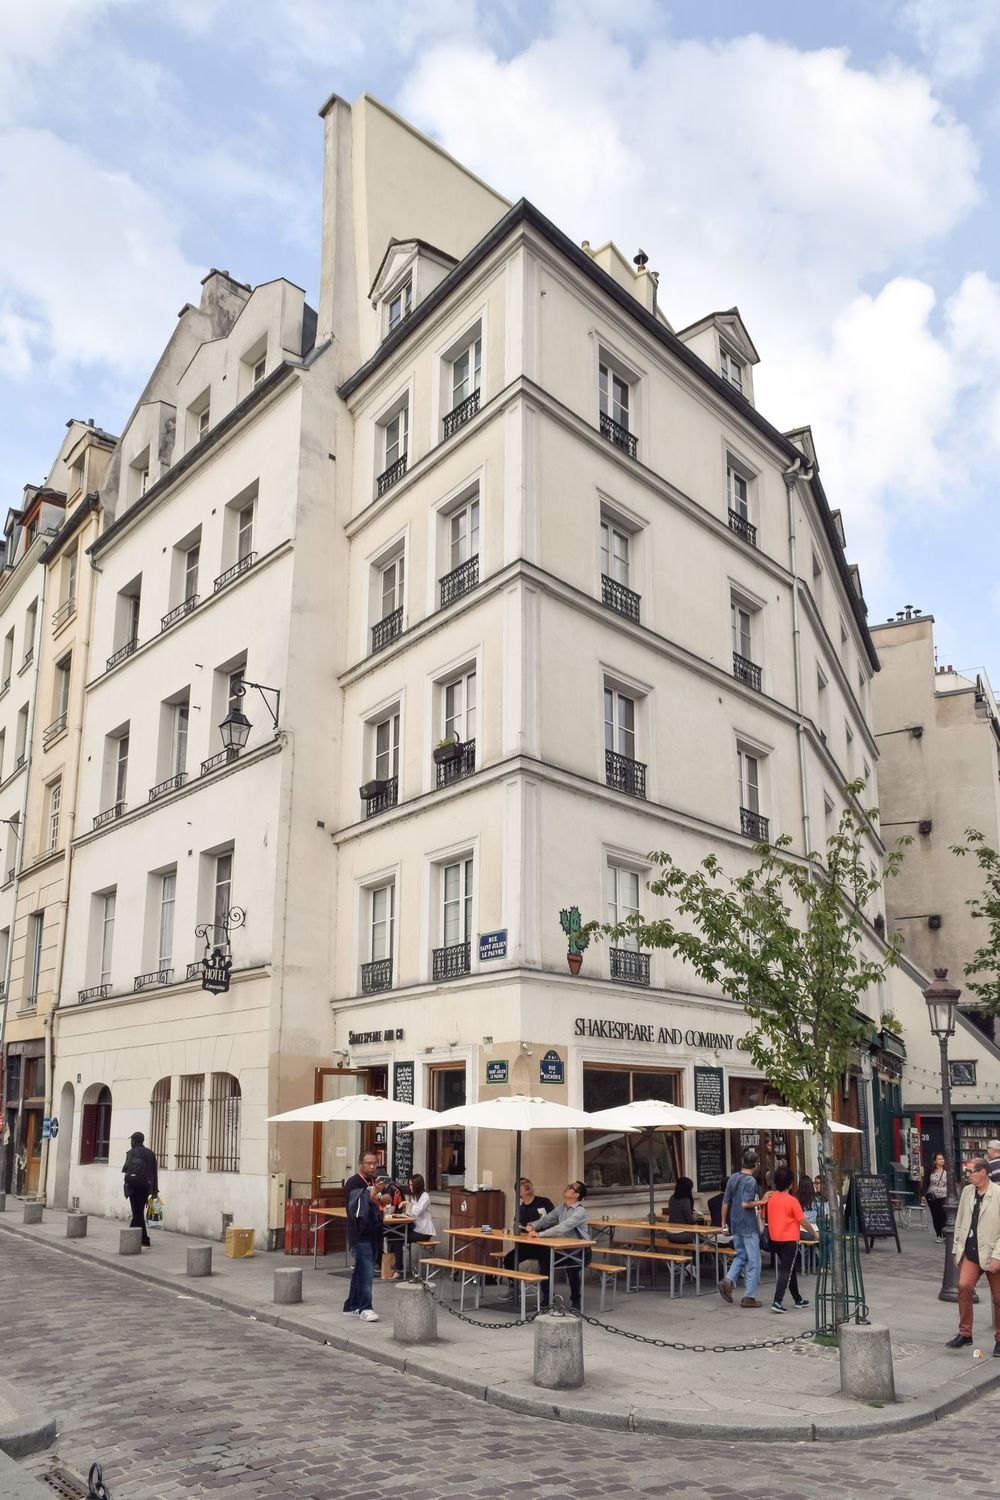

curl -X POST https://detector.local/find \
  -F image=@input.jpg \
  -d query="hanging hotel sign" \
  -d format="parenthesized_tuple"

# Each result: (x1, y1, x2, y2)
(201, 949, 233, 995)
(574, 1017, 739, 1050)
(195, 906, 245, 995)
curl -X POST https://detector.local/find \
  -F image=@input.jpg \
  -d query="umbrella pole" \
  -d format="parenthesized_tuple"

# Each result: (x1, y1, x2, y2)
(513, 1132, 523, 1234)
(647, 1128, 656, 1224)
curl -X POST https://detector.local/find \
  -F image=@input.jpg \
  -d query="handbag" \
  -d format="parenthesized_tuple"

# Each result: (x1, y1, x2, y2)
(759, 1225, 773, 1253)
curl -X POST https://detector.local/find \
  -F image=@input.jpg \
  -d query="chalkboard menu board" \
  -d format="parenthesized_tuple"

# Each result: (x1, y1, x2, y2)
(852, 1172, 901, 1252)
(693, 1066, 724, 1115)
(693, 1066, 726, 1191)
(391, 1061, 415, 1184)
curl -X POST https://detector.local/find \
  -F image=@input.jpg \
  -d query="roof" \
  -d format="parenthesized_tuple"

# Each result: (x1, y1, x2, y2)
(65, 420, 118, 445)
(337, 197, 878, 671)
(368, 237, 458, 299)
(675, 306, 760, 364)
(41, 493, 99, 563)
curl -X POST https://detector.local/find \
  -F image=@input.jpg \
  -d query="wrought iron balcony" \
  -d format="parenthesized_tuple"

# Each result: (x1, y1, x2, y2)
(93, 801, 125, 829)
(601, 574, 640, 623)
(214, 553, 257, 592)
(605, 748, 647, 799)
(371, 607, 403, 654)
(201, 746, 241, 776)
(42, 713, 67, 747)
(436, 737, 476, 788)
(728, 509, 757, 547)
(610, 948, 650, 987)
(52, 597, 75, 629)
(733, 652, 762, 692)
(432, 941, 471, 981)
(443, 388, 480, 438)
(1, 675, 9, 695)
(363, 776, 398, 818)
(440, 555, 479, 608)
(107, 637, 137, 670)
(78, 984, 110, 1003)
(161, 595, 199, 630)
(15, 753, 25, 769)
(22, 648, 33, 668)
(149, 772, 187, 802)
(600, 412, 638, 459)
(740, 806, 769, 842)
(5, 867, 13, 885)
(377, 454, 407, 496)
(186, 959, 205, 980)
(361, 957, 393, 994)
(134, 967, 174, 992)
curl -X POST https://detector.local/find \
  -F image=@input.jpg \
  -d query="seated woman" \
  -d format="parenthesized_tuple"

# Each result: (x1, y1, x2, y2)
(664, 1176, 702, 1246)
(525, 1181, 591, 1309)
(391, 1173, 435, 1276)
(795, 1175, 818, 1225)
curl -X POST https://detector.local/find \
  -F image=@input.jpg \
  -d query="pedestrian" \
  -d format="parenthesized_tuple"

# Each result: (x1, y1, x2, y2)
(341, 1150, 383, 1322)
(392, 1173, 436, 1276)
(719, 1149, 763, 1309)
(765, 1165, 817, 1313)
(945, 1158, 1000, 1356)
(922, 1152, 949, 1240)
(121, 1131, 159, 1248)
(986, 1140, 1000, 1187)
(525, 1181, 591, 1309)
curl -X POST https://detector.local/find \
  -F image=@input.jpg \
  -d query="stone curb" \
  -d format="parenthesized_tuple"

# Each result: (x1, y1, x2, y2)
(0, 1414, 57, 1461)
(3, 1218, 999, 1442)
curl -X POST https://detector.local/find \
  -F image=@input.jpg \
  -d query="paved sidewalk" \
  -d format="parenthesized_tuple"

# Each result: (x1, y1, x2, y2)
(2, 1201, 998, 1441)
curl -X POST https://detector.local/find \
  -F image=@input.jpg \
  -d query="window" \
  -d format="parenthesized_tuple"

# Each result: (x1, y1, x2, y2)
(70, 459, 85, 496)
(55, 653, 71, 719)
(387, 280, 412, 333)
(176, 1074, 204, 1170)
(197, 403, 210, 440)
(25, 912, 43, 1004)
(158, 870, 176, 971)
(150, 1077, 170, 1161)
(451, 337, 482, 410)
(100, 890, 116, 984)
(816, 669, 829, 738)
(720, 348, 744, 392)
(839, 622, 850, 670)
(425, 1063, 467, 1189)
(811, 550, 824, 611)
(213, 852, 233, 946)
(2, 630, 13, 688)
(61, 548, 78, 611)
(449, 497, 480, 573)
(727, 464, 749, 520)
(46, 779, 61, 851)
(374, 712, 400, 782)
(824, 794, 836, 844)
(184, 543, 199, 602)
(599, 363, 629, 430)
(583, 1066, 681, 1191)
(444, 669, 476, 742)
(81, 1085, 113, 1164)
(442, 858, 473, 947)
(607, 864, 640, 950)
(251, 355, 266, 388)
(371, 549, 405, 652)
(208, 1073, 241, 1172)
(378, 554, 405, 620)
(845, 724, 855, 778)
(4, 814, 17, 883)
(114, 732, 129, 805)
(0, 731, 5, 780)
(600, 519, 630, 586)
(227, 669, 245, 718)
(237, 501, 254, 563)
(138, 465, 149, 495)
(112, 577, 141, 661)
(857, 668, 867, 712)
(604, 686, 636, 760)
(384, 407, 408, 471)
(370, 883, 394, 962)
(22, 601, 36, 665)
(731, 598, 758, 686)
(15, 705, 28, 764)
(172, 699, 189, 777)
(737, 744, 768, 840)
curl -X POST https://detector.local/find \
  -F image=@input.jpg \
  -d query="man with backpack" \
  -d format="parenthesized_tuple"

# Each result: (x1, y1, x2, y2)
(121, 1131, 159, 1247)
(342, 1150, 384, 1322)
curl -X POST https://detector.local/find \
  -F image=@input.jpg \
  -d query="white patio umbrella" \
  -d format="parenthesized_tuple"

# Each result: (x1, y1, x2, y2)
(402, 1094, 626, 1232)
(711, 1104, 861, 1134)
(268, 1095, 438, 1124)
(584, 1099, 723, 1224)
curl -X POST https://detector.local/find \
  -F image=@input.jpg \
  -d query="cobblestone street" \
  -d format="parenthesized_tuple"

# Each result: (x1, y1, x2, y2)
(2, 1237, 996, 1500)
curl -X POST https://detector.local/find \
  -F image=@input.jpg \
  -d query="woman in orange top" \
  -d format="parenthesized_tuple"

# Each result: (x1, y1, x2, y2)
(764, 1165, 818, 1314)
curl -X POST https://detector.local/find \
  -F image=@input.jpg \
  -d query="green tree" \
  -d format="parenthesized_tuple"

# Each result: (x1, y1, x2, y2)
(952, 829, 1000, 1015)
(586, 784, 906, 1321)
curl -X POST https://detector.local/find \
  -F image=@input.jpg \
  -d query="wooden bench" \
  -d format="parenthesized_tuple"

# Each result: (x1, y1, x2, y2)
(420, 1256, 546, 1317)
(601, 1247, 692, 1298)
(590, 1260, 626, 1312)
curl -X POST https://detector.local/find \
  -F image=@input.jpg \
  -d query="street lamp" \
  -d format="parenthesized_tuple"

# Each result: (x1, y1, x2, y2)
(924, 967, 961, 1302)
(217, 679, 281, 754)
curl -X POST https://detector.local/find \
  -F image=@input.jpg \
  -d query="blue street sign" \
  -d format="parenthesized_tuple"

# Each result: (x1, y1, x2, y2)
(479, 930, 508, 962)
(539, 1049, 564, 1085)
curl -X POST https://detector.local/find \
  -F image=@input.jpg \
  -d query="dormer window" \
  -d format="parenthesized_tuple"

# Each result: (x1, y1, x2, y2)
(251, 356, 266, 388)
(198, 405, 210, 440)
(720, 348, 744, 393)
(387, 280, 412, 334)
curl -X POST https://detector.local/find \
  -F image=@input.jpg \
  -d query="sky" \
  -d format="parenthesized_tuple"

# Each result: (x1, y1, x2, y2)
(2, 0, 998, 685)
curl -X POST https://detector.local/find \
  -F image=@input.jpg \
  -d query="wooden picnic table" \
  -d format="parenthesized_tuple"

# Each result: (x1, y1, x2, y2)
(444, 1226, 592, 1311)
(591, 1218, 729, 1296)
(308, 1205, 413, 1271)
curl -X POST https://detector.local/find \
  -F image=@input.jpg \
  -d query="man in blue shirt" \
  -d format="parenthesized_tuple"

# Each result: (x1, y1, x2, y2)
(720, 1149, 763, 1308)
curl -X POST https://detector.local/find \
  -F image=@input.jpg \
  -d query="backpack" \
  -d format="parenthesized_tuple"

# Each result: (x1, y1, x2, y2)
(124, 1150, 148, 1192)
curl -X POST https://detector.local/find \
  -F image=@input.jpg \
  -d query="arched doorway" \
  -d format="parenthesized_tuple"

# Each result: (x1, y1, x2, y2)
(52, 1082, 75, 1208)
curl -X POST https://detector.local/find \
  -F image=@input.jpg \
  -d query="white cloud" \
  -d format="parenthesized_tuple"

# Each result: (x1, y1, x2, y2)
(896, 0, 1000, 82)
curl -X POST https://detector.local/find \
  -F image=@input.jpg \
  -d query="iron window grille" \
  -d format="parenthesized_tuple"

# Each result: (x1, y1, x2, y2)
(377, 454, 407, 496)
(200, 746, 241, 776)
(371, 607, 403, 653)
(436, 737, 477, 788)
(106, 637, 137, 670)
(150, 1079, 170, 1161)
(601, 574, 641, 623)
(42, 713, 67, 746)
(732, 652, 763, 691)
(134, 967, 174, 991)
(728, 509, 757, 547)
(207, 1074, 241, 1173)
(364, 777, 398, 818)
(609, 948, 651, 986)
(740, 807, 769, 842)
(213, 553, 257, 593)
(93, 801, 126, 830)
(443, 388, 481, 438)
(149, 772, 187, 802)
(605, 748, 647, 799)
(161, 596, 199, 630)
(78, 984, 110, 1003)
(432, 941, 471, 981)
(52, 597, 75, 629)
(599, 412, 638, 459)
(439, 555, 479, 608)
(361, 957, 393, 994)
(186, 960, 202, 980)
(176, 1075, 204, 1170)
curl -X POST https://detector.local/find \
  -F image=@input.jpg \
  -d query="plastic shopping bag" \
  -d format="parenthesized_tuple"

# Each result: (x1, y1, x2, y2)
(145, 1194, 165, 1229)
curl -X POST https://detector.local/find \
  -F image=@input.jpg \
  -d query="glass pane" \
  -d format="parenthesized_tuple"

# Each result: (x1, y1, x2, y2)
(583, 1067, 630, 1111)
(320, 1071, 364, 1185)
(600, 521, 610, 576)
(465, 671, 476, 740)
(631, 1071, 677, 1103)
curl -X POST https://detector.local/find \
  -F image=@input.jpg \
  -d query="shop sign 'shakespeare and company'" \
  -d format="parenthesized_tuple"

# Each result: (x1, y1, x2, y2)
(539, 1049, 564, 1085)
(573, 1017, 738, 1050)
(349, 1028, 406, 1045)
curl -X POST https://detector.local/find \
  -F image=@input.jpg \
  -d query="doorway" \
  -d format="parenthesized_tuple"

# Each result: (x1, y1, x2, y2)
(425, 1064, 466, 1191)
(728, 1076, 801, 1184)
(53, 1082, 75, 1208)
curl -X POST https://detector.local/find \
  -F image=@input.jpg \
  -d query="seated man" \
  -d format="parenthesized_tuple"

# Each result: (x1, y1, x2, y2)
(502, 1177, 556, 1298)
(525, 1181, 592, 1310)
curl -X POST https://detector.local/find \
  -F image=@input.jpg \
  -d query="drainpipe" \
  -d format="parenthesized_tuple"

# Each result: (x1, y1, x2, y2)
(783, 458, 813, 856)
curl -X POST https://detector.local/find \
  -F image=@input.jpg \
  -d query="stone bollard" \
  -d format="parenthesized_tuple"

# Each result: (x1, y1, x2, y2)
(0, 1191, 6, 1212)
(22, 1202, 43, 1226)
(273, 1268, 303, 1305)
(533, 1312, 585, 1390)
(186, 1245, 213, 1278)
(66, 1213, 88, 1239)
(119, 1227, 143, 1256)
(839, 1322, 896, 1403)
(393, 1281, 438, 1346)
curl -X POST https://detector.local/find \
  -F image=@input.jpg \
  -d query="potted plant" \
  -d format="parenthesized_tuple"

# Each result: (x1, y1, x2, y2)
(433, 734, 462, 765)
(359, 778, 387, 800)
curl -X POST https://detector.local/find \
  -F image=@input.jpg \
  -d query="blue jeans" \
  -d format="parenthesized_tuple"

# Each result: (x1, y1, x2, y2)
(727, 1231, 761, 1296)
(344, 1240, 377, 1312)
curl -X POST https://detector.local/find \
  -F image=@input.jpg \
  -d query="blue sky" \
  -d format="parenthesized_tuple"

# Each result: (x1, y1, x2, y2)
(2, 0, 998, 684)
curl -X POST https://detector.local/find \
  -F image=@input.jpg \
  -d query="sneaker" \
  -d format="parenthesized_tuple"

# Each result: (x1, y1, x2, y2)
(946, 1333, 972, 1349)
(793, 1297, 810, 1309)
(358, 1309, 380, 1323)
(341, 1308, 359, 1316)
(993, 1340, 1000, 1359)
(719, 1279, 734, 1303)
(740, 1297, 762, 1308)
(771, 1301, 786, 1314)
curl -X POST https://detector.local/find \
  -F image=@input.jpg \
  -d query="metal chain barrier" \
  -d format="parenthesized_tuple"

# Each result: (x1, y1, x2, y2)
(88, 1463, 113, 1499)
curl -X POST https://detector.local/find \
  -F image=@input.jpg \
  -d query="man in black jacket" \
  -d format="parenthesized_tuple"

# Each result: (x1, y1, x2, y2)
(122, 1132, 159, 1247)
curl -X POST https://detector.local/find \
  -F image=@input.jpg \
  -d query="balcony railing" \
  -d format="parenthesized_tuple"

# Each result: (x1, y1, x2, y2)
(733, 652, 762, 692)
(601, 574, 641, 623)
(1, 675, 9, 695)
(443, 388, 480, 439)
(728, 509, 757, 547)
(134, 967, 174, 992)
(214, 553, 257, 593)
(432, 941, 471, 981)
(107, 637, 137, 671)
(15, 753, 25, 769)
(42, 713, 67, 747)
(361, 957, 393, 994)
(52, 597, 76, 629)
(201, 746, 241, 776)
(377, 454, 407, 497)
(21, 648, 33, 668)
(371, 607, 403, 654)
(600, 412, 638, 459)
(5, 867, 14, 885)
(436, 737, 476, 789)
(610, 948, 651, 986)
(93, 801, 125, 830)
(440, 555, 479, 608)
(605, 748, 647, 800)
(149, 772, 187, 802)
(363, 777, 398, 818)
(740, 806, 769, 842)
(161, 595, 199, 631)
(78, 984, 110, 1003)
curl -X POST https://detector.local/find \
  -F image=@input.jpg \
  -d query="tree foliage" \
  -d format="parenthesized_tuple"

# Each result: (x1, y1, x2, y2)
(952, 829, 1000, 1015)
